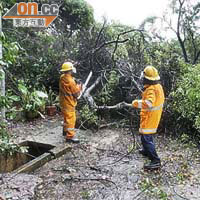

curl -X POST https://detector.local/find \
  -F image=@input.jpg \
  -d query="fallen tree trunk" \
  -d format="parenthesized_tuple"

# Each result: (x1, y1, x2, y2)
(97, 103, 123, 110)
(83, 76, 101, 108)
(83, 76, 126, 110)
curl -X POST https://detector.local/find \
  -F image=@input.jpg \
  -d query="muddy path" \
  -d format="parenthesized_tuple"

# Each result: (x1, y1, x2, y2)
(1, 116, 200, 200)
(33, 129, 200, 200)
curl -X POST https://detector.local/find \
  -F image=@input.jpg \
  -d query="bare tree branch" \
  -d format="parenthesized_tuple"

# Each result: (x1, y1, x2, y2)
(176, 0, 189, 63)
(95, 20, 107, 48)
(93, 38, 129, 53)
(83, 76, 101, 108)
(97, 102, 123, 110)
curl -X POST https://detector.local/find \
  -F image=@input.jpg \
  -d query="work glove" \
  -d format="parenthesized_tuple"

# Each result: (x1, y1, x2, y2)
(132, 100, 138, 108)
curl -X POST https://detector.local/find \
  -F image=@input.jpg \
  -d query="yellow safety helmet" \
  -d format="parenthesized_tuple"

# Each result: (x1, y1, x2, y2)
(143, 66, 160, 81)
(60, 62, 73, 72)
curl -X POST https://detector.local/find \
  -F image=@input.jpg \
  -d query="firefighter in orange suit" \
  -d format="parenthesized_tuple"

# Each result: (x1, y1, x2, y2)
(123, 66, 165, 169)
(59, 62, 82, 143)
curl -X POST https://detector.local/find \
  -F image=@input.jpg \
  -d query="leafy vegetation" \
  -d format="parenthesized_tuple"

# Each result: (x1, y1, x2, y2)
(17, 80, 48, 119)
(170, 63, 200, 136)
(0, 123, 28, 155)
(139, 178, 168, 200)
(96, 70, 119, 105)
(45, 88, 58, 106)
(58, 0, 94, 32)
(79, 104, 98, 129)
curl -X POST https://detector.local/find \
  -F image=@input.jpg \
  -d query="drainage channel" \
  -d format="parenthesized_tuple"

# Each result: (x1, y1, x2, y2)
(0, 141, 72, 174)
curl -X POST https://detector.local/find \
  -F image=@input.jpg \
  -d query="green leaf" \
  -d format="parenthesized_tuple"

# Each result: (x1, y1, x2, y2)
(9, 95, 20, 102)
(35, 91, 48, 99)
(18, 84, 28, 95)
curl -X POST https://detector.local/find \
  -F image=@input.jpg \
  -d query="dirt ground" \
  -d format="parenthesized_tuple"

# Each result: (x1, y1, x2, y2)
(1, 115, 200, 200)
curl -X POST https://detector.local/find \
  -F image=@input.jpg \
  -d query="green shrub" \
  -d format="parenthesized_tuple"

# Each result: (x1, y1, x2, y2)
(0, 123, 28, 155)
(95, 70, 119, 105)
(18, 80, 48, 119)
(170, 63, 200, 133)
(79, 104, 98, 129)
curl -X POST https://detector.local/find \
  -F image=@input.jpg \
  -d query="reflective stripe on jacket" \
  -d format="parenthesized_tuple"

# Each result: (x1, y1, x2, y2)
(132, 84, 165, 134)
(59, 74, 81, 110)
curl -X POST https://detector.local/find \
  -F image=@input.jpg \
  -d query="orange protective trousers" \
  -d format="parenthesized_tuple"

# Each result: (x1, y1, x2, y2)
(62, 109, 76, 139)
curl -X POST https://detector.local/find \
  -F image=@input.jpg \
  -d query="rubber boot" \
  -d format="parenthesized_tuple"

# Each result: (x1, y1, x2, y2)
(139, 149, 148, 157)
(144, 160, 161, 170)
(66, 135, 80, 143)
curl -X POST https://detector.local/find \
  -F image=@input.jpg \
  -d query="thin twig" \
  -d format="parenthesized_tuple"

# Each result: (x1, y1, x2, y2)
(173, 186, 190, 200)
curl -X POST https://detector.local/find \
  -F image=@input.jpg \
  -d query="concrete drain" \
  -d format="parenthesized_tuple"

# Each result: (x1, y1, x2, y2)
(0, 141, 71, 173)
(22, 141, 55, 157)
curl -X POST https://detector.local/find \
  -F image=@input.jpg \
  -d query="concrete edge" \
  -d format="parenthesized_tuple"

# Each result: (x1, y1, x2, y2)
(49, 145, 72, 158)
(13, 145, 72, 174)
(13, 152, 52, 174)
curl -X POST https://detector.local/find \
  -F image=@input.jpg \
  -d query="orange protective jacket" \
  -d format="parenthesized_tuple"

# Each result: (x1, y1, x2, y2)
(59, 74, 81, 111)
(59, 74, 81, 138)
(132, 84, 165, 134)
